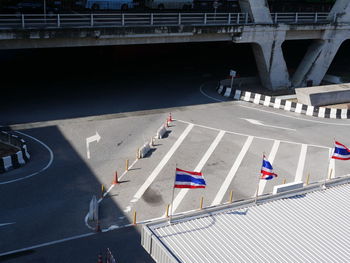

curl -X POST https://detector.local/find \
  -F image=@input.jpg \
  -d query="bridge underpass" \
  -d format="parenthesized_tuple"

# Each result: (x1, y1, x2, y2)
(0, 0, 349, 91)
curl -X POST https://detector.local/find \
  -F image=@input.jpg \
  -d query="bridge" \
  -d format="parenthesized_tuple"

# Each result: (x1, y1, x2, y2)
(0, 0, 349, 90)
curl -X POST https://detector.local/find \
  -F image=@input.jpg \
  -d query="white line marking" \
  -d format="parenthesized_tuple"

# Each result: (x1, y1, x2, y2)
(0, 232, 95, 257)
(170, 130, 226, 214)
(0, 131, 54, 185)
(211, 136, 254, 206)
(0, 222, 15, 227)
(238, 105, 350, 126)
(176, 119, 330, 150)
(295, 144, 307, 182)
(199, 84, 225, 102)
(240, 118, 296, 131)
(258, 140, 280, 195)
(131, 124, 194, 203)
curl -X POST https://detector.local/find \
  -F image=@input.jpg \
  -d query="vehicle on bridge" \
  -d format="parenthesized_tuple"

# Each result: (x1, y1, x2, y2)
(144, 0, 194, 10)
(85, 0, 136, 10)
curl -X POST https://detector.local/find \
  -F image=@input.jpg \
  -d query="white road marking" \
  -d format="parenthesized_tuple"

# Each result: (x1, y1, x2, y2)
(176, 119, 329, 149)
(241, 118, 296, 131)
(130, 124, 194, 204)
(211, 136, 254, 206)
(170, 130, 226, 214)
(258, 140, 280, 195)
(0, 131, 54, 185)
(0, 222, 15, 227)
(0, 232, 95, 257)
(86, 131, 101, 159)
(199, 84, 224, 102)
(295, 144, 307, 182)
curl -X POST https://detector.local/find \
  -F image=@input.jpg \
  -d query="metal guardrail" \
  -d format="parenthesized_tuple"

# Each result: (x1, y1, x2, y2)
(0, 12, 331, 29)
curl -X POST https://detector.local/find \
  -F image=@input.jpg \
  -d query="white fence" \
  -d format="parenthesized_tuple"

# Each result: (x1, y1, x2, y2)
(0, 12, 331, 29)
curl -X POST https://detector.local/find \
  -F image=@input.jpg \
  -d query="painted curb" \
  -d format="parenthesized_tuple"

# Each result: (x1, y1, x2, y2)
(216, 84, 350, 119)
(0, 131, 30, 173)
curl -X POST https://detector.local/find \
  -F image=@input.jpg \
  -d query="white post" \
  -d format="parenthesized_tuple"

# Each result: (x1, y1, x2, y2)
(122, 13, 125, 26)
(274, 13, 278, 23)
(295, 13, 298, 23)
(204, 13, 207, 24)
(315, 12, 318, 23)
(237, 13, 240, 24)
(150, 13, 153, 25)
(91, 13, 94, 27)
(57, 14, 60, 28)
(169, 165, 177, 223)
(178, 13, 181, 25)
(228, 13, 231, 24)
(22, 14, 25, 29)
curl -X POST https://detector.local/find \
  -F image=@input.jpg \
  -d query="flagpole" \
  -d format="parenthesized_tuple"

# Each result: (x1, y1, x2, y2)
(324, 141, 334, 189)
(169, 164, 177, 223)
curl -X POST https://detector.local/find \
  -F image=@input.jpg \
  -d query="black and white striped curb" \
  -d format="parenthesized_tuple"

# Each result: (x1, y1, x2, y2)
(216, 85, 350, 119)
(0, 131, 30, 173)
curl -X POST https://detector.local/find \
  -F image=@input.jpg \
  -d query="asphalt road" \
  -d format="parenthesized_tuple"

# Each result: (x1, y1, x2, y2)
(0, 42, 350, 262)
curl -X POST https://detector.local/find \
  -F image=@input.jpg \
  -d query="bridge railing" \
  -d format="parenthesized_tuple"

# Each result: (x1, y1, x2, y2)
(271, 12, 329, 24)
(0, 12, 331, 29)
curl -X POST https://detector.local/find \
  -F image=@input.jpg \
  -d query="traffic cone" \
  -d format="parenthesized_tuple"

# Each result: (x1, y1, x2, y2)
(113, 171, 119, 185)
(168, 113, 173, 122)
(95, 220, 101, 232)
(97, 252, 103, 263)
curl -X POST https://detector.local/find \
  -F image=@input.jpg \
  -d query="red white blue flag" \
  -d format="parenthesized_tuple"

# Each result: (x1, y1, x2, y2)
(174, 168, 206, 188)
(332, 141, 350, 160)
(261, 155, 278, 180)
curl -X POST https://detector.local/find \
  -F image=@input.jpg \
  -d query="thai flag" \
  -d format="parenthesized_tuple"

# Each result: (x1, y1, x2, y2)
(332, 141, 350, 160)
(174, 168, 206, 189)
(261, 155, 278, 180)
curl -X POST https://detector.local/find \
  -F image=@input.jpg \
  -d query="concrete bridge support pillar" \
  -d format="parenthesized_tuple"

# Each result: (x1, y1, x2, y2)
(252, 38, 291, 90)
(291, 38, 345, 88)
(291, 0, 350, 88)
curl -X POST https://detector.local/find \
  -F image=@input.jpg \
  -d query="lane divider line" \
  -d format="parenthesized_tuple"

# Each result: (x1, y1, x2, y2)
(211, 136, 254, 206)
(170, 130, 226, 214)
(130, 124, 194, 204)
(258, 140, 280, 195)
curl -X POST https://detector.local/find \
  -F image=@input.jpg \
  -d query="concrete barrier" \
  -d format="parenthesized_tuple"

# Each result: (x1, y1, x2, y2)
(88, 195, 99, 221)
(0, 131, 30, 173)
(295, 83, 350, 107)
(157, 125, 167, 139)
(218, 88, 350, 119)
(273, 182, 304, 194)
(139, 141, 152, 158)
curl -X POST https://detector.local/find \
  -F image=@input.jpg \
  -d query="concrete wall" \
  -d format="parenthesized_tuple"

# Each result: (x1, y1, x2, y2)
(329, 0, 350, 23)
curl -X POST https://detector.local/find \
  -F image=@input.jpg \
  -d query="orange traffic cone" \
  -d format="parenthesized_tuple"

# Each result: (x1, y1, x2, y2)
(113, 171, 119, 185)
(97, 252, 103, 263)
(169, 113, 173, 122)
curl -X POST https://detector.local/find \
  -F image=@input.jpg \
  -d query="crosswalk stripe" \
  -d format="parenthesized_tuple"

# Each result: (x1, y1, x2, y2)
(170, 130, 226, 214)
(295, 144, 308, 182)
(258, 140, 280, 195)
(130, 124, 194, 203)
(211, 136, 254, 206)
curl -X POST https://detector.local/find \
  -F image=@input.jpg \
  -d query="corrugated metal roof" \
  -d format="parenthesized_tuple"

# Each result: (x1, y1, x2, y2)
(148, 183, 350, 263)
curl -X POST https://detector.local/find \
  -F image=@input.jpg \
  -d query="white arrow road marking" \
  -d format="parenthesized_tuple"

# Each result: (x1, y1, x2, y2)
(241, 118, 296, 131)
(86, 131, 101, 159)
(258, 140, 280, 195)
(0, 222, 15, 227)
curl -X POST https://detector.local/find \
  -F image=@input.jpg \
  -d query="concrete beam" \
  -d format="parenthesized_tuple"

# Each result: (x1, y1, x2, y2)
(239, 0, 272, 24)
